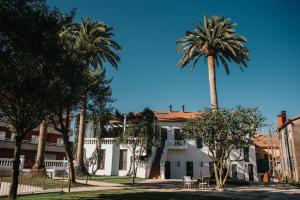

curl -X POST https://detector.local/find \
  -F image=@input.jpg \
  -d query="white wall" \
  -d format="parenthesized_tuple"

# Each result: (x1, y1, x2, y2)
(166, 147, 211, 179)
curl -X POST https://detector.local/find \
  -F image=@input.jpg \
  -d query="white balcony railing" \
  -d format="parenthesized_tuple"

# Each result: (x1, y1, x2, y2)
(44, 159, 68, 170)
(165, 140, 186, 148)
(0, 156, 25, 171)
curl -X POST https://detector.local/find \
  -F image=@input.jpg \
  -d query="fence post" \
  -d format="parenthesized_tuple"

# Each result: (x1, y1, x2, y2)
(31, 174, 34, 194)
(20, 155, 25, 173)
(68, 172, 71, 193)
(0, 171, 2, 190)
(61, 172, 64, 192)
(43, 174, 46, 190)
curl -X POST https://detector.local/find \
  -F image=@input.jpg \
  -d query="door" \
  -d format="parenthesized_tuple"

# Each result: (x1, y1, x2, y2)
(186, 161, 193, 177)
(164, 161, 171, 179)
(248, 164, 254, 182)
(232, 164, 237, 180)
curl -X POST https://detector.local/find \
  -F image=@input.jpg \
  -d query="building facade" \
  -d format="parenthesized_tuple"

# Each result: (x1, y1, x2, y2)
(0, 122, 65, 168)
(84, 107, 258, 182)
(277, 111, 300, 182)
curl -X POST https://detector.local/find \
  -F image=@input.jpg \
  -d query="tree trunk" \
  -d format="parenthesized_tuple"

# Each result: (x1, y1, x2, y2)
(207, 55, 218, 110)
(75, 99, 88, 175)
(8, 134, 22, 200)
(63, 134, 76, 183)
(33, 121, 47, 171)
(132, 155, 136, 185)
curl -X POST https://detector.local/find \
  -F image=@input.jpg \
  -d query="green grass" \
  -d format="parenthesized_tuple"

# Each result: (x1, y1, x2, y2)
(78, 175, 144, 185)
(2, 175, 91, 189)
(0, 189, 238, 200)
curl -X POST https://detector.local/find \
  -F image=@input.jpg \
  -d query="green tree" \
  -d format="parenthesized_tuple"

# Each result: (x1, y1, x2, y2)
(62, 17, 121, 175)
(118, 108, 160, 185)
(0, 0, 81, 198)
(182, 107, 264, 189)
(177, 16, 249, 109)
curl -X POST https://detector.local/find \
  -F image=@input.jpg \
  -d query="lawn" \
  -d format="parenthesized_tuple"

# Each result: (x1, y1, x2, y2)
(0, 189, 239, 200)
(1, 175, 90, 189)
(78, 175, 144, 185)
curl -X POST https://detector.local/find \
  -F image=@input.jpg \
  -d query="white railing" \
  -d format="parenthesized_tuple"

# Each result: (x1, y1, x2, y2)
(44, 159, 68, 170)
(166, 140, 186, 148)
(0, 155, 25, 171)
(84, 137, 145, 145)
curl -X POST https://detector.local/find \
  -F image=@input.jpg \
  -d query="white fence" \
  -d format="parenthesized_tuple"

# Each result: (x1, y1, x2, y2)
(0, 156, 25, 171)
(0, 156, 68, 178)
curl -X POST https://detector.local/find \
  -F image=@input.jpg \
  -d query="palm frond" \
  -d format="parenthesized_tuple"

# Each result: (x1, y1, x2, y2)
(176, 15, 249, 73)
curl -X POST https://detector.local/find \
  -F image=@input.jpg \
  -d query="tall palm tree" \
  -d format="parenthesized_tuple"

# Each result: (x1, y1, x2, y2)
(73, 18, 121, 175)
(33, 120, 48, 172)
(177, 16, 249, 109)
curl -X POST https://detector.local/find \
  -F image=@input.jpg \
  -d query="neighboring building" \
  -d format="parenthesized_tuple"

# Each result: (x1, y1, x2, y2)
(277, 111, 300, 182)
(84, 106, 258, 182)
(253, 134, 280, 180)
(0, 122, 66, 168)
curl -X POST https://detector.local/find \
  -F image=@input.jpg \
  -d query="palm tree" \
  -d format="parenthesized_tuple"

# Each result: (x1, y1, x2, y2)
(73, 18, 121, 175)
(177, 16, 249, 109)
(33, 120, 48, 173)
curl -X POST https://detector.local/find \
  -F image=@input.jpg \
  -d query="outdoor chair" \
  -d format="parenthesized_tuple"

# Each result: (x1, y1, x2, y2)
(182, 176, 193, 189)
(198, 176, 210, 190)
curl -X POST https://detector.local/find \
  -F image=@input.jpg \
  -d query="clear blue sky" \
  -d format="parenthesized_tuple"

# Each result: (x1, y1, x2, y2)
(48, 0, 300, 131)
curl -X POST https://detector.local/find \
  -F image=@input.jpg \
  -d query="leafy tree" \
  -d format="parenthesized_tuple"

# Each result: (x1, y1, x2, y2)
(118, 108, 160, 184)
(0, 0, 80, 198)
(182, 107, 264, 189)
(61, 17, 121, 175)
(177, 16, 249, 109)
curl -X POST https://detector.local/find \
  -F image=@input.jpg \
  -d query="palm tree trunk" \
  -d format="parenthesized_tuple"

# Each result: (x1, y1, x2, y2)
(75, 99, 88, 175)
(8, 133, 22, 200)
(207, 55, 218, 110)
(33, 121, 47, 171)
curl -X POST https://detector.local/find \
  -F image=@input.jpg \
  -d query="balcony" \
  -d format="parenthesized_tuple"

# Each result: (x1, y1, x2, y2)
(165, 139, 198, 149)
(0, 138, 65, 153)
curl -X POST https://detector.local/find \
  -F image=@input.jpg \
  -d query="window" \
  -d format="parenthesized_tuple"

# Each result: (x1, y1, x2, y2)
(161, 128, 167, 147)
(97, 149, 106, 170)
(174, 129, 182, 140)
(196, 137, 203, 148)
(31, 135, 39, 144)
(119, 149, 127, 170)
(232, 164, 238, 180)
(243, 147, 249, 162)
(57, 138, 64, 145)
(0, 131, 6, 140)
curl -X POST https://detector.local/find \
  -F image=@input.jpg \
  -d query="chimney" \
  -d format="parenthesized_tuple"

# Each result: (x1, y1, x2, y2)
(277, 111, 287, 128)
(181, 105, 185, 112)
(277, 115, 283, 128)
(169, 104, 172, 113)
(281, 111, 287, 123)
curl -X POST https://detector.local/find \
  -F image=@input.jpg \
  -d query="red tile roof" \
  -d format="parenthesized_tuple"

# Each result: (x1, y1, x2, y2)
(253, 135, 279, 149)
(154, 111, 200, 122)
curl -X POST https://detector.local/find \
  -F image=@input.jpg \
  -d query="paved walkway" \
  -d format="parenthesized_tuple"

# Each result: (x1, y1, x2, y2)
(135, 179, 300, 200)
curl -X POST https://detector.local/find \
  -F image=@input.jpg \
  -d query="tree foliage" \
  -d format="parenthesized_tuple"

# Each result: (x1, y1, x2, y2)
(177, 15, 249, 73)
(118, 108, 160, 184)
(182, 107, 264, 189)
(0, 0, 82, 198)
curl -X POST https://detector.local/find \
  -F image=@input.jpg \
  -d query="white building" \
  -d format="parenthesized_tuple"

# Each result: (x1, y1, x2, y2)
(83, 107, 258, 182)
